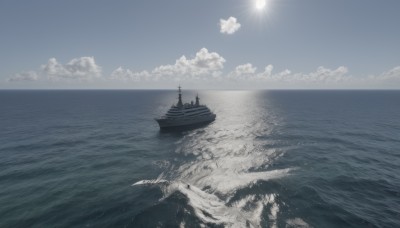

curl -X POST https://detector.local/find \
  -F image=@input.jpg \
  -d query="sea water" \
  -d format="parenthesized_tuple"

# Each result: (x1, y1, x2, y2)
(0, 90, 399, 227)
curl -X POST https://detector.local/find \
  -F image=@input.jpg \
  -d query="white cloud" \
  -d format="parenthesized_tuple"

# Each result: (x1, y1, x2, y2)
(7, 71, 39, 82)
(227, 64, 350, 84)
(262, 65, 274, 77)
(362, 66, 400, 89)
(302, 66, 349, 83)
(7, 51, 400, 89)
(153, 48, 225, 79)
(110, 67, 149, 81)
(373, 66, 400, 81)
(275, 66, 349, 83)
(228, 63, 257, 79)
(111, 56, 352, 87)
(111, 48, 226, 82)
(235, 63, 257, 75)
(219, 17, 241, 34)
(42, 56, 102, 80)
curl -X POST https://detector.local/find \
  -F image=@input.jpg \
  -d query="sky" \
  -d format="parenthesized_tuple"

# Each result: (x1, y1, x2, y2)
(1, 0, 399, 89)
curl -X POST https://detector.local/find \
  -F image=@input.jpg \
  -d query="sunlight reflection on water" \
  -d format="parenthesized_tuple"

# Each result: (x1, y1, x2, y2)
(152, 91, 297, 226)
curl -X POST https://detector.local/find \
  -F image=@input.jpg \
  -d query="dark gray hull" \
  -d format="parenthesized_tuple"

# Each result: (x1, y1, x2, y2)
(155, 114, 216, 129)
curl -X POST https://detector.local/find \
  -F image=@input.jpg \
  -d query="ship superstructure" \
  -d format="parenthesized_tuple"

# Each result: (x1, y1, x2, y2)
(155, 86, 216, 128)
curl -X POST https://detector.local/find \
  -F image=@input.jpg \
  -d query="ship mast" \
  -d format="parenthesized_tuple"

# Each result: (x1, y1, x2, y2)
(177, 85, 183, 108)
(195, 94, 200, 106)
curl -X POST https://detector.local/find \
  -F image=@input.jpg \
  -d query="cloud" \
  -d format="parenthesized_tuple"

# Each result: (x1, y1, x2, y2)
(109, 62, 400, 89)
(219, 17, 241, 34)
(235, 63, 257, 75)
(228, 63, 257, 79)
(287, 66, 349, 83)
(7, 51, 400, 89)
(153, 48, 225, 78)
(110, 54, 352, 87)
(41, 56, 102, 80)
(111, 48, 226, 81)
(256, 65, 291, 81)
(261, 65, 274, 77)
(227, 64, 350, 84)
(110, 67, 150, 81)
(373, 66, 400, 81)
(7, 71, 39, 82)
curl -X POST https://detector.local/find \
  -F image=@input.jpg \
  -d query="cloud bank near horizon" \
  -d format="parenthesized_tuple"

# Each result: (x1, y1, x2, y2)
(42, 57, 102, 80)
(6, 48, 400, 89)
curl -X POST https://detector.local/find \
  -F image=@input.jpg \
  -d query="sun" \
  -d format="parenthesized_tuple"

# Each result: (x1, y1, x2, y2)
(255, 0, 267, 10)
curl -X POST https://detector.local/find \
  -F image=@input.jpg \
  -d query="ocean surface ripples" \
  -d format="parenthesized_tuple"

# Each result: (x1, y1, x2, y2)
(0, 90, 399, 227)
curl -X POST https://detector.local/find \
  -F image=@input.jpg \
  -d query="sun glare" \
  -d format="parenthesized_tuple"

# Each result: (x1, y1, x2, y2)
(255, 0, 267, 10)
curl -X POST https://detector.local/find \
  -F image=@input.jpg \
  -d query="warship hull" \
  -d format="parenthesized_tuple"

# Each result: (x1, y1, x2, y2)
(155, 114, 216, 129)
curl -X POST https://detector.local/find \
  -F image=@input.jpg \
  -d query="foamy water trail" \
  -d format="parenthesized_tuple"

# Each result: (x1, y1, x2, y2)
(132, 163, 300, 227)
(132, 93, 311, 227)
(179, 166, 294, 196)
(133, 179, 284, 227)
(131, 179, 170, 186)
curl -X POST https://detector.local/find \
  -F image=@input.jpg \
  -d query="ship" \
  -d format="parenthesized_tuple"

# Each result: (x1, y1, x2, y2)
(155, 86, 216, 129)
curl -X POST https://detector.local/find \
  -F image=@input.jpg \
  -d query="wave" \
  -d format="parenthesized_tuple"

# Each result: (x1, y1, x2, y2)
(132, 167, 307, 227)
(133, 179, 267, 227)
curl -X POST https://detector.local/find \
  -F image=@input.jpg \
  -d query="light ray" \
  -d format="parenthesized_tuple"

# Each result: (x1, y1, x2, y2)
(255, 0, 267, 10)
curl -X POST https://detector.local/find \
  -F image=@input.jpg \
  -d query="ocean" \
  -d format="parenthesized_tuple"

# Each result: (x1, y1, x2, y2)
(0, 90, 399, 228)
